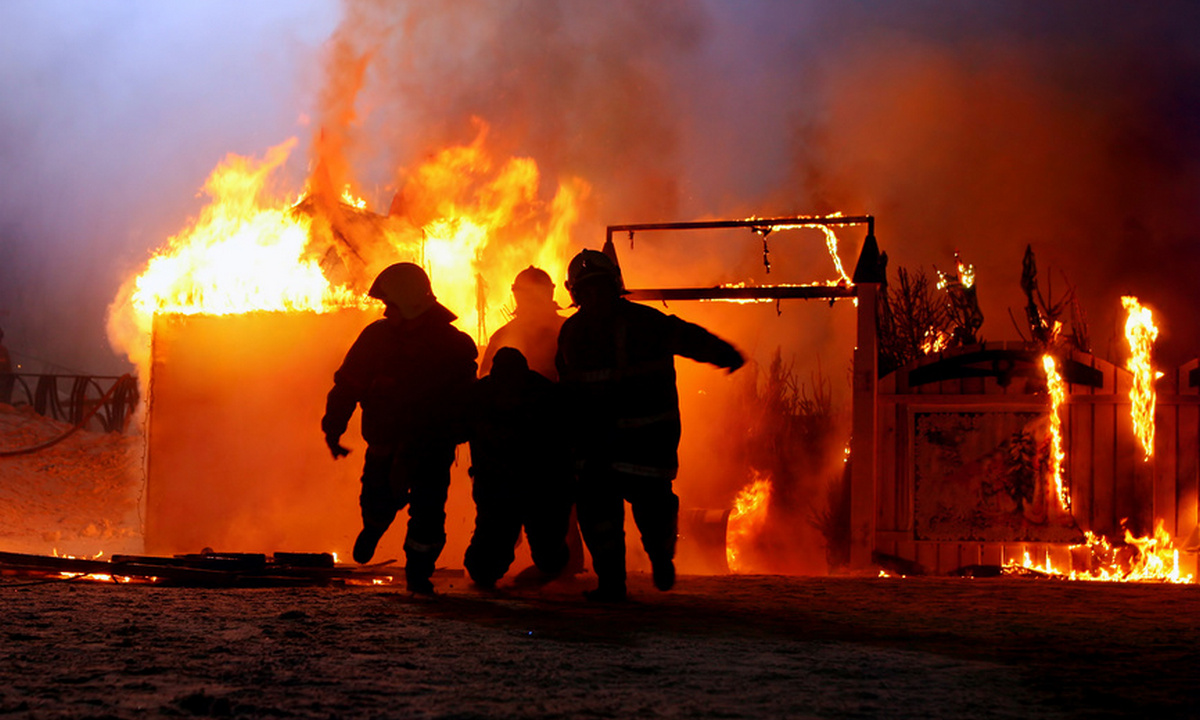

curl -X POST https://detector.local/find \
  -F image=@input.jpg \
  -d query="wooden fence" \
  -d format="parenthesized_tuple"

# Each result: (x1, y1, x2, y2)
(870, 342, 1199, 577)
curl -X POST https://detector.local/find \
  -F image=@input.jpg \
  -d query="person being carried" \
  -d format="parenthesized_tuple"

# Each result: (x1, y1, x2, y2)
(479, 266, 586, 576)
(322, 263, 478, 595)
(462, 346, 573, 589)
(556, 249, 744, 602)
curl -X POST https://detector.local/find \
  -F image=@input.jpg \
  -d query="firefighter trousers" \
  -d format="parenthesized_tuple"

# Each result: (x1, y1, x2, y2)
(463, 470, 572, 585)
(575, 467, 678, 593)
(359, 446, 453, 583)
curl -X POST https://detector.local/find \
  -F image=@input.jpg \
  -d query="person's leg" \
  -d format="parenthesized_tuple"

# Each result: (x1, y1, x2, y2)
(355, 450, 402, 564)
(400, 450, 452, 594)
(576, 464, 627, 600)
(463, 474, 522, 588)
(628, 478, 680, 591)
(522, 478, 571, 578)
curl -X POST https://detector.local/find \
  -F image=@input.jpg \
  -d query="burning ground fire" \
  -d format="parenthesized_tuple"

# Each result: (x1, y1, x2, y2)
(1005, 521, 1192, 584)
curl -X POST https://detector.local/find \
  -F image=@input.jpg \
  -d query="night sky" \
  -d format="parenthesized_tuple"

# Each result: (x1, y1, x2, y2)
(2, 0, 1199, 374)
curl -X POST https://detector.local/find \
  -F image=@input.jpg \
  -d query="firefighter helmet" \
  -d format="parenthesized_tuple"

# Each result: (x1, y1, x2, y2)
(565, 250, 624, 304)
(513, 266, 554, 293)
(511, 265, 557, 308)
(368, 262, 436, 319)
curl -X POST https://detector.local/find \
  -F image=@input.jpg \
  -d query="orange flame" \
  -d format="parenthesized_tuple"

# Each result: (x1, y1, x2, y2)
(108, 125, 588, 373)
(726, 474, 771, 572)
(741, 214, 854, 286)
(1004, 520, 1192, 584)
(1041, 354, 1070, 511)
(935, 255, 974, 291)
(920, 329, 950, 355)
(1121, 296, 1160, 461)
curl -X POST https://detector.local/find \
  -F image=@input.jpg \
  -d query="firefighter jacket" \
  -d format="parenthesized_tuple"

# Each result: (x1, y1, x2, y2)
(556, 298, 742, 480)
(479, 307, 564, 381)
(322, 302, 478, 451)
(467, 352, 568, 483)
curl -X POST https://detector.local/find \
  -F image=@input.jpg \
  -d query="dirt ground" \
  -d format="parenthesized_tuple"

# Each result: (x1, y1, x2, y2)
(0, 571, 1197, 720)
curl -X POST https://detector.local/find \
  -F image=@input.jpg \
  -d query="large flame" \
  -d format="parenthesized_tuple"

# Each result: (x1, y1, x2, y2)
(109, 124, 587, 373)
(1121, 296, 1160, 461)
(404, 124, 585, 342)
(1041, 354, 1070, 512)
(108, 139, 367, 365)
(726, 473, 772, 572)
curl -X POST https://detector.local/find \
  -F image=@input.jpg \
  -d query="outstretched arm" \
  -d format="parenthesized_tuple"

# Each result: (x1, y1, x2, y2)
(667, 315, 745, 372)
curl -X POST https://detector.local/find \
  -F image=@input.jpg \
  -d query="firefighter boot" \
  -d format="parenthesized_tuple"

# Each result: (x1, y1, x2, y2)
(353, 525, 386, 564)
(651, 556, 676, 591)
(405, 553, 437, 595)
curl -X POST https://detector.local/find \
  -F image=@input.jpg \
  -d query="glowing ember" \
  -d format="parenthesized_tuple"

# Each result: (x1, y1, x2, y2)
(1004, 521, 1192, 584)
(1041, 354, 1070, 511)
(920, 328, 950, 355)
(935, 255, 974, 291)
(742, 214, 854, 285)
(726, 474, 771, 572)
(1121, 296, 1160, 461)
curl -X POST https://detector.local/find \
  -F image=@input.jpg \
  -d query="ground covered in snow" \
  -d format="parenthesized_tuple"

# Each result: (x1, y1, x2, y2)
(2, 404, 1198, 718)
(0, 573, 1197, 719)
(0, 403, 143, 557)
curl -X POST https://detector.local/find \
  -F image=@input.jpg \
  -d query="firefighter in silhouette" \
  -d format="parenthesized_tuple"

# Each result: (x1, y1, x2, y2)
(556, 249, 745, 601)
(480, 266, 563, 380)
(322, 263, 478, 595)
(478, 266, 586, 576)
(463, 346, 573, 588)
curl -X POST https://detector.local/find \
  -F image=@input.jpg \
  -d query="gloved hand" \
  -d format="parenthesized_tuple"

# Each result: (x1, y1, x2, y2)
(326, 433, 351, 459)
(724, 347, 746, 373)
